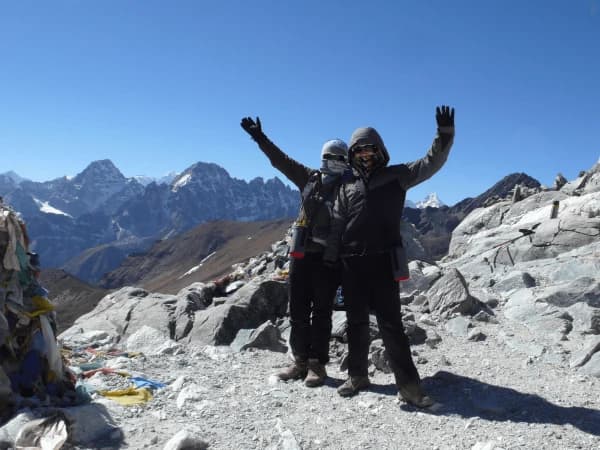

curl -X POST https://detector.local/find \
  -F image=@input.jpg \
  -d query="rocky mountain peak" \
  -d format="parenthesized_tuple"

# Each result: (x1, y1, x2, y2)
(0, 170, 28, 184)
(171, 162, 231, 192)
(452, 172, 541, 214)
(73, 159, 126, 186)
(481, 172, 540, 199)
(416, 192, 445, 209)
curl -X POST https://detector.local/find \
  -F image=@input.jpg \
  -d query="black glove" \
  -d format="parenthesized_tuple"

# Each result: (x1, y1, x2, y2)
(435, 105, 455, 128)
(240, 116, 265, 141)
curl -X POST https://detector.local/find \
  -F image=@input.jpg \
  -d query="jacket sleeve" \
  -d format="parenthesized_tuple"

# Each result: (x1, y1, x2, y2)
(254, 134, 313, 190)
(402, 126, 454, 190)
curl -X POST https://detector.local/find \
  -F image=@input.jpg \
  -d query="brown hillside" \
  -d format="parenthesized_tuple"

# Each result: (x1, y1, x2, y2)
(39, 269, 109, 333)
(101, 219, 293, 294)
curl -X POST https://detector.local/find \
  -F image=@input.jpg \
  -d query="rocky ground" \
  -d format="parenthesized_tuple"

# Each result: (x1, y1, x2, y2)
(11, 306, 596, 450)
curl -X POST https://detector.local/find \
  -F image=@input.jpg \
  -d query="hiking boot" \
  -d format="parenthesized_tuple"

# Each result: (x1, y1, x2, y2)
(398, 383, 434, 408)
(337, 376, 370, 397)
(304, 359, 327, 387)
(276, 359, 308, 381)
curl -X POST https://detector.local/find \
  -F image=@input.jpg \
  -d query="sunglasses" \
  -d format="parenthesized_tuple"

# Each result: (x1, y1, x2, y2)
(323, 154, 347, 161)
(353, 144, 378, 154)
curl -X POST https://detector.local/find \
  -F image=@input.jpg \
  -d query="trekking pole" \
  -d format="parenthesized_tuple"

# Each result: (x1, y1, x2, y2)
(468, 223, 541, 260)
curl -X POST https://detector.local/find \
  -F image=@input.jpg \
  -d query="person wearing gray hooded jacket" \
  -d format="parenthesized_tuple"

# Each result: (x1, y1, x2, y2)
(241, 116, 351, 388)
(324, 106, 455, 407)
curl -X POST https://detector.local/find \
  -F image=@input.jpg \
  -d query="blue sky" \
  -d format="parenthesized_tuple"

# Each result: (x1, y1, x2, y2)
(1, 1, 599, 206)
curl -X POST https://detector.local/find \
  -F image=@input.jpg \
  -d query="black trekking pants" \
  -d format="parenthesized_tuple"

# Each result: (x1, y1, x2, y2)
(342, 253, 420, 385)
(288, 252, 340, 364)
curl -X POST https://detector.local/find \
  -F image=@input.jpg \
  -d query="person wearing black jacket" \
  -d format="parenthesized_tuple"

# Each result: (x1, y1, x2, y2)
(324, 106, 455, 407)
(241, 116, 349, 387)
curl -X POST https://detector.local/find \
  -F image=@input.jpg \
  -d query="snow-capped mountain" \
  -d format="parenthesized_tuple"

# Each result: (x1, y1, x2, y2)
(405, 193, 445, 209)
(8, 160, 137, 218)
(114, 162, 298, 240)
(1, 159, 299, 272)
(415, 192, 446, 209)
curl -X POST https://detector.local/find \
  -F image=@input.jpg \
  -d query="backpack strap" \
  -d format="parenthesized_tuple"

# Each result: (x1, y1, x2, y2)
(300, 171, 321, 202)
(295, 171, 321, 227)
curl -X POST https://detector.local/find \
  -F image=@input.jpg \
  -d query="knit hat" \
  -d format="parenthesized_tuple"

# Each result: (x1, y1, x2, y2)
(321, 139, 348, 162)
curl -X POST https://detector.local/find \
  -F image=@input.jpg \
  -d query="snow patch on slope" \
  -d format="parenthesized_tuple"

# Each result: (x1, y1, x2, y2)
(33, 198, 73, 217)
(178, 252, 217, 279)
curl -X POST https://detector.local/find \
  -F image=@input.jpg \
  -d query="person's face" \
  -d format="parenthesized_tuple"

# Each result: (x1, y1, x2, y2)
(353, 145, 378, 169)
(322, 153, 346, 163)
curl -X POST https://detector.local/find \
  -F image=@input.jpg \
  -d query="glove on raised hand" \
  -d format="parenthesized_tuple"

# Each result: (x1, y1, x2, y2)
(240, 116, 265, 141)
(435, 105, 455, 130)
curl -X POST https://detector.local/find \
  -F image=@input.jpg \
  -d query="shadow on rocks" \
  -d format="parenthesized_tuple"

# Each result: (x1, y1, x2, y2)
(324, 376, 346, 389)
(416, 370, 600, 437)
(323, 376, 399, 396)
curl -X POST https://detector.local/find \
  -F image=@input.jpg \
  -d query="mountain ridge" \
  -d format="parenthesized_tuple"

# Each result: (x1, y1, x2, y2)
(1, 159, 300, 273)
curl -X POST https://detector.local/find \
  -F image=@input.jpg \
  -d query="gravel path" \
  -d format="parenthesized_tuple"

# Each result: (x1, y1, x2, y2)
(79, 314, 600, 450)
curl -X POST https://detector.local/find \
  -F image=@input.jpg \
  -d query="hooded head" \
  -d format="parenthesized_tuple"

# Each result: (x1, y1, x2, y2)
(348, 127, 390, 175)
(320, 139, 349, 175)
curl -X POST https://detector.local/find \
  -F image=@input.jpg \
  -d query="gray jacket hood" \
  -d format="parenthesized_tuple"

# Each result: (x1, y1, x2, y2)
(348, 127, 390, 169)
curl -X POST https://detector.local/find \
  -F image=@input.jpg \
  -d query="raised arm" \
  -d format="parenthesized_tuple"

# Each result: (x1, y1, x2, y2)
(402, 106, 455, 190)
(241, 116, 313, 190)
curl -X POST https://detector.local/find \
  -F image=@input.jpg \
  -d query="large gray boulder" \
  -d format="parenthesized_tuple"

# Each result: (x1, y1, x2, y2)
(519, 216, 600, 262)
(172, 283, 214, 340)
(492, 270, 536, 293)
(447, 190, 600, 265)
(561, 161, 600, 195)
(126, 325, 182, 355)
(581, 352, 600, 377)
(570, 336, 600, 368)
(59, 279, 269, 348)
(567, 302, 600, 335)
(59, 287, 177, 346)
(230, 320, 287, 353)
(503, 288, 573, 343)
(581, 159, 600, 194)
(536, 277, 600, 308)
(399, 261, 442, 295)
(427, 268, 480, 317)
(186, 279, 288, 345)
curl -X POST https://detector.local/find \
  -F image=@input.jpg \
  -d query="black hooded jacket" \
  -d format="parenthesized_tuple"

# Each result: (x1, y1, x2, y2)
(325, 125, 454, 259)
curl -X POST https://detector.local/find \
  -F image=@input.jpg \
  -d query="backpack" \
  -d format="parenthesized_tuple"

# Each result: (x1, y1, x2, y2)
(297, 171, 340, 246)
